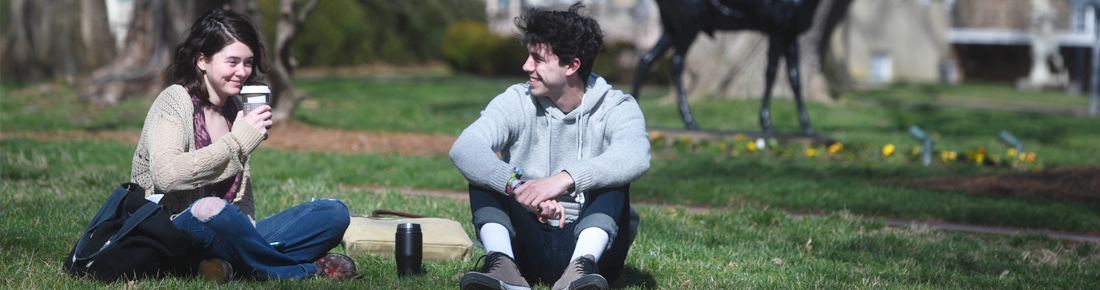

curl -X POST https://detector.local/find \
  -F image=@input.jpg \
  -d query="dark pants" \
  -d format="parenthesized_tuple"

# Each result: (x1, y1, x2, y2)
(468, 185, 638, 286)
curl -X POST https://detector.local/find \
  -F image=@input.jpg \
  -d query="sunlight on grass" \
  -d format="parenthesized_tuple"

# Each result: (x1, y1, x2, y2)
(2, 163, 1097, 288)
(3, 76, 1099, 287)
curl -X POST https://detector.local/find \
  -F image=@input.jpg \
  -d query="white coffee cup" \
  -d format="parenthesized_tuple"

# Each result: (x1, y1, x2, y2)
(240, 85, 270, 114)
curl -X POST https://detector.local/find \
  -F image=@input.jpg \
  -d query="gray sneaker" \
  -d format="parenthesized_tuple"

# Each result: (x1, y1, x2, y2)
(552, 255, 608, 290)
(460, 252, 531, 290)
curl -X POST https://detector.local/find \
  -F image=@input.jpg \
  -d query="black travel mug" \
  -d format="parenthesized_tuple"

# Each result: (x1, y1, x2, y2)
(395, 223, 423, 277)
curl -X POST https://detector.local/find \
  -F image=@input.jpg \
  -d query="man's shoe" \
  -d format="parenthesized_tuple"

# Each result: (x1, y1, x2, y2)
(552, 255, 607, 290)
(198, 258, 233, 284)
(459, 251, 531, 290)
(313, 253, 357, 280)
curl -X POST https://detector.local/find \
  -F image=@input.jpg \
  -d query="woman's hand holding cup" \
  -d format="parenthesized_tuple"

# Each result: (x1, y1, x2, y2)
(237, 105, 272, 135)
(238, 85, 272, 136)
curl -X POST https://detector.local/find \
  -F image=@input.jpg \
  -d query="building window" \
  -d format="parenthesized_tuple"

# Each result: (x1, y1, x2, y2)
(871, 52, 894, 83)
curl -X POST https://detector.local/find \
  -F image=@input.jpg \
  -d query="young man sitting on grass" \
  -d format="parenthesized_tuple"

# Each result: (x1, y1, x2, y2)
(449, 3, 650, 290)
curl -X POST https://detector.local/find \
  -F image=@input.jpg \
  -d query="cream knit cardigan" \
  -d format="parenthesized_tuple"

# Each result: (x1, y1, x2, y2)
(131, 85, 266, 219)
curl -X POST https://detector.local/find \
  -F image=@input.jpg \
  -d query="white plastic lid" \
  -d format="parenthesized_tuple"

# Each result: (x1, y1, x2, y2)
(240, 85, 270, 94)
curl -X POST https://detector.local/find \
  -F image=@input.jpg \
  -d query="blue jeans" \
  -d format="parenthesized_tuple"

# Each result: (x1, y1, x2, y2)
(172, 198, 350, 280)
(469, 185, 638, 285)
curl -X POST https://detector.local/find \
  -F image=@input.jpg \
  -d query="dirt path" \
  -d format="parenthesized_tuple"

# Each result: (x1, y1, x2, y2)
(1, 124, 457, 156)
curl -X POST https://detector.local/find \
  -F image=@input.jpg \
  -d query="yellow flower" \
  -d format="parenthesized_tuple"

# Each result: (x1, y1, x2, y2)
(912, 147, 920, 155)
(828, 143, 843, 154)
(1019, 152, 1026, 161)
(747, 142, 757, 152)
(679, 136, 691, 144)
(941, 151, 958, 162)
(1006, 148, 1017, 158)
(882, 144, 896, 158)
(718, 142, 727, 151)
(735, 133, 745, 142)
(649, 130, 661, 141)
(977, 146, 986, 155)
(806, 148, 817, 157)
(975, 153, 984, 165)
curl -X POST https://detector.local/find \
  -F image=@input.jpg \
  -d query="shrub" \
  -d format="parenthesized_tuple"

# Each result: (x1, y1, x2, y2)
(441, 22, 526, 76)
(258, 0, 486, 67)
(592, 41, 672, 86)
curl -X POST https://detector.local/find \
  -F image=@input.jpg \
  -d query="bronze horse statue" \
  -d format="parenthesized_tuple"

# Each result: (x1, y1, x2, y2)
(633, 0, 821, 135)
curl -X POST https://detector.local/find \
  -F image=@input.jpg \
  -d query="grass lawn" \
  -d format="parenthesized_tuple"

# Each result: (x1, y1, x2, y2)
(3, 138, 1098, 288)
(2, 75, 1099, 287)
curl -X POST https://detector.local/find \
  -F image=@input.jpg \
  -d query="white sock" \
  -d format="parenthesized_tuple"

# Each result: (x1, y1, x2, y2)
(480, 223, 514, 259)
(571, 227, 610, 262)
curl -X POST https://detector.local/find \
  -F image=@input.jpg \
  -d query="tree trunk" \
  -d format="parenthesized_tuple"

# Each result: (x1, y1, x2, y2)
(679, 0, 851, 103)
(269, 0, 320, 125)
(81, 0, 258, 106)
(0, 0, 116, 83)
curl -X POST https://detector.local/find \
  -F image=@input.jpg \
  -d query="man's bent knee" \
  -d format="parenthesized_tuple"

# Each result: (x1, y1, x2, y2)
(576, 213, 618, 240)
(472, 207, 515, 237)
(192, 197, 227, 222)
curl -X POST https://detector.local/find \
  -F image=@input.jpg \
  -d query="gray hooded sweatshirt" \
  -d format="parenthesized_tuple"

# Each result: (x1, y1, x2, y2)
(450, 74, 651, 225)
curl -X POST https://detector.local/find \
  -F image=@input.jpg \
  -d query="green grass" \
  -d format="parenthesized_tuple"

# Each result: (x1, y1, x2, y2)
(850, 82, 1091, 108)
(293, 75, 524, 135)
(3, 75, 1100, 286)
(0, 82, 152, 132)
(3, 138, 1099, 288)
(3, 76, 1100, 232)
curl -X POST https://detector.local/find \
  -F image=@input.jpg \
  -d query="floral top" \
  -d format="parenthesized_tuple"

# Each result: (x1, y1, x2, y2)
(191, 94, 243, 202)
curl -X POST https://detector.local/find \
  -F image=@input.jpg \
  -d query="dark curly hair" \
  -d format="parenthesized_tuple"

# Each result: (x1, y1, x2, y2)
(168, 9, 266, 103)
(515, 3, 604, 81)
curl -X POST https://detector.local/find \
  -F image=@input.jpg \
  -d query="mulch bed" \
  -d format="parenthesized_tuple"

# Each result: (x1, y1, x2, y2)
(895, 167, 1100, 204)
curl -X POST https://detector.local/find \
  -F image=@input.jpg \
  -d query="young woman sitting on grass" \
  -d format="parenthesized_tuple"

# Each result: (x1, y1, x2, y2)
(129, 8, 355, 282)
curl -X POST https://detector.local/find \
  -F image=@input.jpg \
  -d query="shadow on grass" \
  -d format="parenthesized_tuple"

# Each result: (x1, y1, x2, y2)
(615, 264, 657, 289)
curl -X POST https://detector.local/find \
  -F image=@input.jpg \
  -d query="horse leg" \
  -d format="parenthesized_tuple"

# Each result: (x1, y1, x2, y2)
(760, 37, 783, 134)
(671, 50, 700, 130)
(633, 34, 673, 98)
(784, 40, 815, 136)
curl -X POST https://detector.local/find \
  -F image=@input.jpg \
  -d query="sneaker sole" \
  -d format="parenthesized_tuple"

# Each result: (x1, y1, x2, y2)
(460, 272, 531, 290)
(567, 274, 608, 290)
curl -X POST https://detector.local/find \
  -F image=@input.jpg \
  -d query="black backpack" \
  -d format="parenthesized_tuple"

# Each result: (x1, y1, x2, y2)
(64, 183, 196, 282)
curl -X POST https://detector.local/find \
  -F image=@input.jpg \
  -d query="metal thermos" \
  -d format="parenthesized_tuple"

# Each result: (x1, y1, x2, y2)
(395, 223, 423, 277)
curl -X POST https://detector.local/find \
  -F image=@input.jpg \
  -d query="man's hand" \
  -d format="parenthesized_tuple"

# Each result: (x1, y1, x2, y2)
(513, 171, 574, 213)
(536, 200, 567, 228)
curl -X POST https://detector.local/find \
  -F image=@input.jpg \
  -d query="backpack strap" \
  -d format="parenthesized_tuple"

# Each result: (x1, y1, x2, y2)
(80, 185, 132, 233)
(70, 184, 160, 264)
(371, 209, 423, 218)
(71, 202, 162, 263)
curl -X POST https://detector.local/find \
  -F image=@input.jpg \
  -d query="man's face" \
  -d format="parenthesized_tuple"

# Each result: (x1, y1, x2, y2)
(523, 44, 572, 98)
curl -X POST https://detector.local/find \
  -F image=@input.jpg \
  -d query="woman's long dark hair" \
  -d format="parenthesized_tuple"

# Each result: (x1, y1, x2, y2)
(169, 9, 266, 103)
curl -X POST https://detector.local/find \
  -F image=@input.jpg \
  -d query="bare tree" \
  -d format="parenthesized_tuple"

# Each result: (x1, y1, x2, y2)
(268, 0, 321, 125)
(81, 0, 260, 106)
(82, 0, 194, 105)
(1, 0, 116, 83)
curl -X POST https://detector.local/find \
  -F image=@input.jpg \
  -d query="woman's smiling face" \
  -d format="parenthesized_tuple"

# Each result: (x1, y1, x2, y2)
(198, 41, 254, 100)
